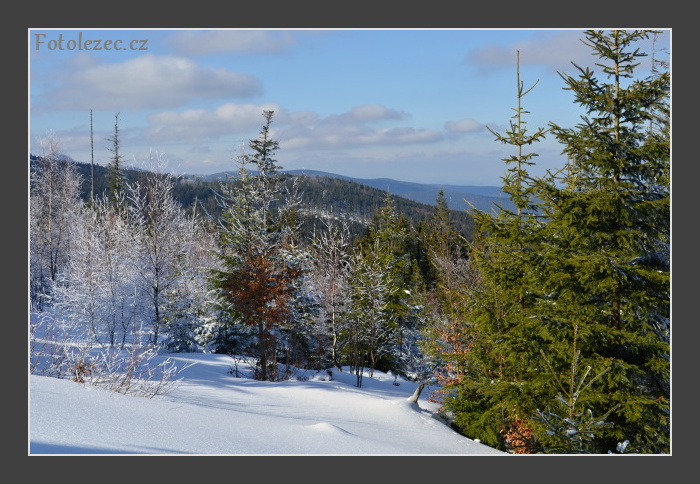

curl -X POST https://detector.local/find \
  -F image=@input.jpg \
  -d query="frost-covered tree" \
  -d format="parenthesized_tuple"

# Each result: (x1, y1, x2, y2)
(127, 153, 215, 349)
(344, 241, 396, 387)
(50, 148, 218, 352)
(54, 197, 141, 348)
(211, 111, 308, 381)
(162, 215, 220, 353)
(29, 133, 83, 310)
(354, 194, 426, 374)
(309, 219, 353, 370)
(54, 200, 107, 343)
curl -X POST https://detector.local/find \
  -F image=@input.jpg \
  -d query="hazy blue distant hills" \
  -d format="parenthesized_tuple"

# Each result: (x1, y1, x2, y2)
(32, 153, 511, 214)
(282, 169, 512, 214)
(199, 168, 511, 214)
(338, 177, 509, 214)
(55, 160, 476, 241)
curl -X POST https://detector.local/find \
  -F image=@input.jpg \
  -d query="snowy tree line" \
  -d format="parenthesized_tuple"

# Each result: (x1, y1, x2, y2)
(30, 30, 670, 454)
(29, 113, 444, 392)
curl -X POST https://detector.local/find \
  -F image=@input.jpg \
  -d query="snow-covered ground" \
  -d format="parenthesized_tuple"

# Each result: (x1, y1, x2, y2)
(29, 353, 505, 455)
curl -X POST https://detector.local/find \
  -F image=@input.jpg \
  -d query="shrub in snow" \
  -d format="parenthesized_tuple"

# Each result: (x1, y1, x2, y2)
(30, 310, 191, 398)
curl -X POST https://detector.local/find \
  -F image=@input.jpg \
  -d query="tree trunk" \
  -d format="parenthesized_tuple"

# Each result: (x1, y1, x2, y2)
(407, 382, 425, 405)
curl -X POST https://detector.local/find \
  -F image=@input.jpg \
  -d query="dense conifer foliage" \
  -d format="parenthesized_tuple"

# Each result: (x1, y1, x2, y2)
(532, 30, 670, 453)
(440, 31, 670, 454)
(441, 51, 549, 453)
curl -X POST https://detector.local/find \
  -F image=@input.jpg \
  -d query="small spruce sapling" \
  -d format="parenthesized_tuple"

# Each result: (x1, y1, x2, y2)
(531, 325, 621, 454)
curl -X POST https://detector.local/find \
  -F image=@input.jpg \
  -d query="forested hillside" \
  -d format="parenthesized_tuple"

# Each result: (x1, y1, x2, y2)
(43, 156, 475, 243)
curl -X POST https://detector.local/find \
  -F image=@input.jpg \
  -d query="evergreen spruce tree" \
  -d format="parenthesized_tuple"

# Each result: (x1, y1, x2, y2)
(353, 193, 426, 374)
(442, 51, 548, 452)
(530, 324, 621, 454)
(533, 30, 670, 453)
(105, 112, 126, 211)
(420, 189, 468, 284)
(211, 111, 307, 381)
(416, 189, 473, 405)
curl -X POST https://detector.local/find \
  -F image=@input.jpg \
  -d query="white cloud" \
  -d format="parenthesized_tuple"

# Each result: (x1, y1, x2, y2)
(335, 105, 409, 124)
(166, 30, 297, 55)
(35, 55, 262, 112)
(145, 103, 282, 142)
(279, 106, 439, 149)
(468, 30, 671, 76)
(444, 118, 484, 133)
(286, 110, 320, 126)
(357, 127, 441, 144)
(468, 31, 590, 73)
(144, 102, 439, 149)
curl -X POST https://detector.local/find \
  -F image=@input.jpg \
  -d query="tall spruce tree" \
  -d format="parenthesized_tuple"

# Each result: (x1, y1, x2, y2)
(533, 30, 670, 453)
(106, 112, 126, 211)
(211, 111, 307, 381)
(418, 189, 473, 405)
(420, 189, 468, 284)
(442, 51, 548, 452)
(354, 193, 426, 374)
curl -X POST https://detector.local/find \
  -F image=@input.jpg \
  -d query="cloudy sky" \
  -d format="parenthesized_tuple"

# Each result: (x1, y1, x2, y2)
(28, 29, 670, 186)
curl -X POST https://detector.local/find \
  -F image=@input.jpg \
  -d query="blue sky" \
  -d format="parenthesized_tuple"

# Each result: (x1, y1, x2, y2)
(28, 28, 670, 186)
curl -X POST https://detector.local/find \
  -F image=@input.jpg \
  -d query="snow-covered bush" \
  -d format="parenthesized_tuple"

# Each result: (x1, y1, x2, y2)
(30, 310, 191, 398)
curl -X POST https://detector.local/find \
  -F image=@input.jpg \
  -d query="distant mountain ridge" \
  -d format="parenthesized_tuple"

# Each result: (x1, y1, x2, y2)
(198, 168, 511, 214)
(54, 159, 476, 241)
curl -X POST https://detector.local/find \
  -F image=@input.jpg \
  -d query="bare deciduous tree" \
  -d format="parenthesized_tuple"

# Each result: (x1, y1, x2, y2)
(310, 219, 352, 370)
(30, 133, 82, 310)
